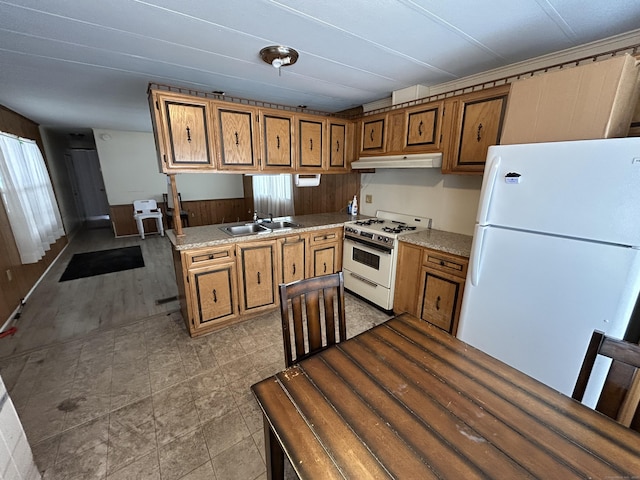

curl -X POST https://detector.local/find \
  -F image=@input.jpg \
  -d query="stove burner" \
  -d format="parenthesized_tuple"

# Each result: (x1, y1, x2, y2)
(382, 225, 417, 234)
(355, 219, 385, 226)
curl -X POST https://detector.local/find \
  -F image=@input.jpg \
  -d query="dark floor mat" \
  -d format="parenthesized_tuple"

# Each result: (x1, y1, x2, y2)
(59, 246, 144, 282)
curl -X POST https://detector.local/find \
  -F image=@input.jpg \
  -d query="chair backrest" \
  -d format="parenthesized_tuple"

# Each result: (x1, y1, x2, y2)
(162, 192, 182, 210)
(133, 199, 158, 213)
(573, 330, 640, 427)
(279, 272, 346, 368)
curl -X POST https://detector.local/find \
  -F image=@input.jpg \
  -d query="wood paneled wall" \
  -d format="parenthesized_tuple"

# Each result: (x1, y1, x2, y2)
(0, 105, 68, 324)
(292, 173, 361, 215)
(110, 198, 253, 236)
(112, 172, 360, 236)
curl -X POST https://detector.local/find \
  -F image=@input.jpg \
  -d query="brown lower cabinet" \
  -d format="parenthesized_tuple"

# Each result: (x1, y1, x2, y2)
(175, 227, 343, 337)
(307, 228, 342, 277)
(394, 242, 468, 335)
(278, 234, 307, 284)
(237, 240, 277, 313)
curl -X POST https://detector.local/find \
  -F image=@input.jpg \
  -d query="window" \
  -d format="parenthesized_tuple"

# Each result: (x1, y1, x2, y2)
(0, 132, 65, 264)
(252, 174, 294, 217)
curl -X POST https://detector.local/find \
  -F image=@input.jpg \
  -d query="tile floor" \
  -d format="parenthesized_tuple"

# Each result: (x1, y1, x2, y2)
(0, 265, 390, 479)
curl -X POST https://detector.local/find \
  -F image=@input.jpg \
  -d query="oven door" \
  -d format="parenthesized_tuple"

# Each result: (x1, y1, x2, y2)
(342, 235, 395, 288)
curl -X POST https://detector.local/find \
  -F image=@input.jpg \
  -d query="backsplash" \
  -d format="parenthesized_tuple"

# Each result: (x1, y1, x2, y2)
(359, 169, 482, 235)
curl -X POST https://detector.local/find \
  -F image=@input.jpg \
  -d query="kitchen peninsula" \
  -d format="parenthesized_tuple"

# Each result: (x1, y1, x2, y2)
(166, 212, 473, 338)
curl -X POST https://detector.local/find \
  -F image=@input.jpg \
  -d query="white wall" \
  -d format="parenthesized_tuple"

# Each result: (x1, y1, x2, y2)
(93, 129, 244, 205)
(359, 170, 482, 235)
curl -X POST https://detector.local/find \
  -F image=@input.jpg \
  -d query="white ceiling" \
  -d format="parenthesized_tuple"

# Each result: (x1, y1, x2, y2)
(1, 0, 640, 135)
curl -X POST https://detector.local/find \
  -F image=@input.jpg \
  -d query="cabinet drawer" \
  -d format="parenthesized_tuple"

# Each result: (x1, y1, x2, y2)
(185, 245, 235, 268)
(309, 229, 341, 245)
(422, 250, 468, 279)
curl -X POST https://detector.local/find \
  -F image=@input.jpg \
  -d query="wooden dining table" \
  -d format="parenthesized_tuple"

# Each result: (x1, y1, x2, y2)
(251, 312, 640, 479)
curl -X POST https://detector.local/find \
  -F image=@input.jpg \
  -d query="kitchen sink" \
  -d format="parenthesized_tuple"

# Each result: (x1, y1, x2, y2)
(260, 221, 300, 230)
(220, 223, 269, 236)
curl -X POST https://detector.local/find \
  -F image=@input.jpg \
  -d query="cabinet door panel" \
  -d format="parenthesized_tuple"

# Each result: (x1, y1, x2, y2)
(239, 243, 276, 310)
(263, 115, 293, 168)
(419, 268, 462, 333)
(312, 246, 336, 277)
(329, 123, 346, 168)
(280, 237, 306, 284)
(299, 119, 324, 168)
(166, 102, 211, 166)
(361, 117, 386, 152)
(218, 109, 256, 168)
(458, 96, 507, 166)
(407, 107, 438, 147)
(443, 85, 510, 175)
(191, 264, 237, 325)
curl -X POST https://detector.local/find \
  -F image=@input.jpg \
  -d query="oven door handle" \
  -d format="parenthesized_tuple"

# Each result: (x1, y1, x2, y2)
(344, 236, 393, 254)
(348, 272, 378, 288)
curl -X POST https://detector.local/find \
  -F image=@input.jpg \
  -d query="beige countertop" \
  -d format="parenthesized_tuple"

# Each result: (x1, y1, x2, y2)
(166, 213, 372, 250)
(399, 229, 473, 258)
(167, 212, 474, 258)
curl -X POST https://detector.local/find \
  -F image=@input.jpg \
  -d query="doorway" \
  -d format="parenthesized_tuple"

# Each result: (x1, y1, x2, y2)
(66, 149, 110, 228)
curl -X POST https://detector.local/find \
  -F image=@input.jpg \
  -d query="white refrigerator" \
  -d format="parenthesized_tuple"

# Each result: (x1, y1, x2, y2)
(457, 138, 640, 407)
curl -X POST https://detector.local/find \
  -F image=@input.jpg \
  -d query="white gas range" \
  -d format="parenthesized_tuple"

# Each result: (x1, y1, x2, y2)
(342, 211, 432, 312)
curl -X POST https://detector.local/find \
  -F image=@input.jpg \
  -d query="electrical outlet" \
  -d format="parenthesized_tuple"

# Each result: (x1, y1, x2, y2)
(365, 194, 373, 204)
(6, 269, 12, 281)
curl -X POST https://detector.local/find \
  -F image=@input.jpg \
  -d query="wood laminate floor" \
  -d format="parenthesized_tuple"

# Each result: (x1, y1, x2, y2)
(0, 226, 391, 480)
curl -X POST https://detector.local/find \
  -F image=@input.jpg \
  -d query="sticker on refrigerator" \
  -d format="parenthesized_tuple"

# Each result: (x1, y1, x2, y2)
(505, 172, 521, 184)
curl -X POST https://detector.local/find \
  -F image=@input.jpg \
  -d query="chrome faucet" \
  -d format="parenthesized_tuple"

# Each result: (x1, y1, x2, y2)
(253, 211, 273, 223)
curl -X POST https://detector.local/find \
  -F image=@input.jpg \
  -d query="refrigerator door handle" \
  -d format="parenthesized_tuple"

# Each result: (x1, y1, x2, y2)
(477, 155, 501, 225)
(470, 227, 485, 287)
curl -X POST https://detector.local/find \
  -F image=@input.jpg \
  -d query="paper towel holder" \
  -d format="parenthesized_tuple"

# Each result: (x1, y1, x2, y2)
(294, 174, 321, 187)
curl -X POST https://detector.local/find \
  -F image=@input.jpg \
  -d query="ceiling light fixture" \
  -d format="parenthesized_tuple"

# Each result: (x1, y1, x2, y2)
(259, 45, 299, 76)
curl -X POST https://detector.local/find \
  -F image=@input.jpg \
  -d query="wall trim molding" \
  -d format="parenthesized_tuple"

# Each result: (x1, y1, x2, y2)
(364, 29, 640, 112)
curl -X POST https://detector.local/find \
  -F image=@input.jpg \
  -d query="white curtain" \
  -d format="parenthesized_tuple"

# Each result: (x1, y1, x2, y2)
(0, 133, 65, 264)
(252, 174, 295, 217)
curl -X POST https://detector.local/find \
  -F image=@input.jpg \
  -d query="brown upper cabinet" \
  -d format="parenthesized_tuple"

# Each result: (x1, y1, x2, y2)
(150, 90, 216, 173)
(404, 102, 443, 151)
(441, 84, 510, 174)
(261, 111, 294, 170)
(328, 118, 354, 171)
(359, 100, 444, 156)
(359, 112, 387, 154)
(215, 104, 260, 171)
(296, 115, 325, 170)
(149, 85, 510, 176)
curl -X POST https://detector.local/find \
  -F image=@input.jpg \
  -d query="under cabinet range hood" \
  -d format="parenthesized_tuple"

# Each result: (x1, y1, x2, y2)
(350, 152, 443, 169)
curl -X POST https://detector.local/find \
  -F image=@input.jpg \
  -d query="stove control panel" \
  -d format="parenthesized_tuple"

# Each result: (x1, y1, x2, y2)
(345, 226, 393, 245)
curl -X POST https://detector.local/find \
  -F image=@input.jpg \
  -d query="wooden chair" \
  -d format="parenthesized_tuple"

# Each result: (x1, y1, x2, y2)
(572, 330, 640, 427)
(162, 193, 189, 228)
(279, 272, 347, 367)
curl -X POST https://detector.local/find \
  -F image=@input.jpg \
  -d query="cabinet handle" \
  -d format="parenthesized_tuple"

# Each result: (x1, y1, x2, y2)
(292, 263, 296, 275)
(440, 260, 445, 266)
(336, 139, 340, 152)
(323, 262, 327, 273)
(277, 135, 280, 149)
(309, 138, 313, 151)
(234, 131, 239, 146)
(209, 254, 214, 259)
(418, 120, 423, 136)
(213, 289, 217, 303)
(436, 295, 441, 310)
(186, 126, 192, 143)
(369, 129, 374, 141)
(477, 123, 483, 142)
(257, 271, 261, 284)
